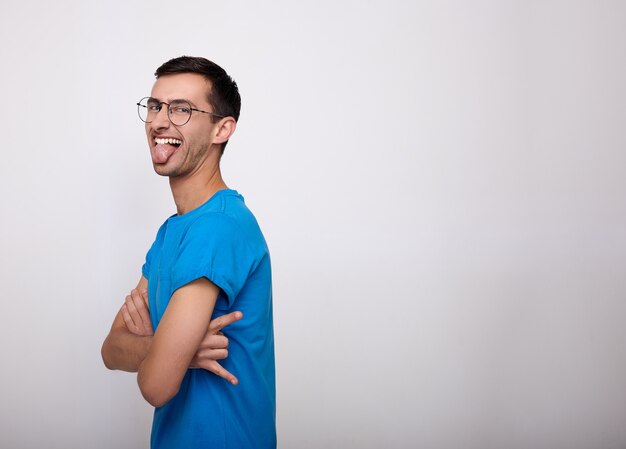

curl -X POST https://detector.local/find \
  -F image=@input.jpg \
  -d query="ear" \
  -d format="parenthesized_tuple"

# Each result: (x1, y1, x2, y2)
(212, 117, 237, 145)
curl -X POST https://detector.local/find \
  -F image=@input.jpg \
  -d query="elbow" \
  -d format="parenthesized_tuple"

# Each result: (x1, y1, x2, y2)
(143, 394, 170, 408)
(138, 370, 178, 408)
(101, 340, 115, 370)
(139, 384, 177, 408)
(140, 389, 165, 408)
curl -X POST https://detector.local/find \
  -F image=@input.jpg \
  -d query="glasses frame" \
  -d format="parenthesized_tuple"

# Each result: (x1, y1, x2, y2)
(137, 96, 225, 126)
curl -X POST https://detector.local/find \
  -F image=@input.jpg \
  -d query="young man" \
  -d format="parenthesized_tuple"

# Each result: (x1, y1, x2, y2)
(101, 56, 276, 448)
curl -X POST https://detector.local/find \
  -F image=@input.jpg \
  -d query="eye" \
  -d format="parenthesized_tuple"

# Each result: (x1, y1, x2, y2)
(172, 106, 191, 114)
(148, 104, 162, 112)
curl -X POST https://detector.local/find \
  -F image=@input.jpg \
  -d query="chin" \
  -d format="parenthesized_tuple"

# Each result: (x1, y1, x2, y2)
(153, 164, 177, 177)
(154, 163, 191, 178)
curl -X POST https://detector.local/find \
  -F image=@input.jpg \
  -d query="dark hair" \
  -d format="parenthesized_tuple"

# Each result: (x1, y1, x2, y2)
(155, 56, 241, 152)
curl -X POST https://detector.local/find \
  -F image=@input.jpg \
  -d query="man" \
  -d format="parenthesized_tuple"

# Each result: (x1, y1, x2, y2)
(101, 56, 276, 449)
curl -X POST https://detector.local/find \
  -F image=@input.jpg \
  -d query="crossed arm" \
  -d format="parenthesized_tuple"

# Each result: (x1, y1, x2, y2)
(101, 276, 241, 407)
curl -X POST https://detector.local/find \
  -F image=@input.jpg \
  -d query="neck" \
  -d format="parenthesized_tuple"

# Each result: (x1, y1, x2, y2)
(169, 163, 228, 215)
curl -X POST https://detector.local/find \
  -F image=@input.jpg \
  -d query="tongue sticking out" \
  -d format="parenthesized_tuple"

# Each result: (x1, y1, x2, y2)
(152, 143, 179, 164)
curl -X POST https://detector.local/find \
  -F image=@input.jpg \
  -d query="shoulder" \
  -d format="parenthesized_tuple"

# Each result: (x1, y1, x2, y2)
(154, 218, 171, 239)
(194, 192, 265, 243)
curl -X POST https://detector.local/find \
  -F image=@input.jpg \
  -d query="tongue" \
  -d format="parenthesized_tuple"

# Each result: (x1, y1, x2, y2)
(152, 143, 177, 164)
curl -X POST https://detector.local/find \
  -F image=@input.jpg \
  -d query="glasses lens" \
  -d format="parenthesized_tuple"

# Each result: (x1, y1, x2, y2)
(137, 97, 152, 123)
(168, 100, 192, 126)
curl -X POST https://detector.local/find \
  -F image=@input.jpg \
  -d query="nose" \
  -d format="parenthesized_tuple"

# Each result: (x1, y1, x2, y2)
(150, 105, 171, 130)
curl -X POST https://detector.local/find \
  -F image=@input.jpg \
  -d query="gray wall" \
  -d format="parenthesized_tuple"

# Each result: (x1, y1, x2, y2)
(1, 1, 625, 448)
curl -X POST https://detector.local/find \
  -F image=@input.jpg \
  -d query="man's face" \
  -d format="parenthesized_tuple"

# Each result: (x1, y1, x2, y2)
(146, 73, 219, 178)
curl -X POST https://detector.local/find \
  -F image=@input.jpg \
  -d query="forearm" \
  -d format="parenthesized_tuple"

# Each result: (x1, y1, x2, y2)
(101, 330, 153, 372)
(102, 277, 153, 372)
(136, 278, 218, 407)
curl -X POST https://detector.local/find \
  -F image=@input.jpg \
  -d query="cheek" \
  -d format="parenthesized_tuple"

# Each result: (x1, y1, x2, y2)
(186, 129, 211, 149)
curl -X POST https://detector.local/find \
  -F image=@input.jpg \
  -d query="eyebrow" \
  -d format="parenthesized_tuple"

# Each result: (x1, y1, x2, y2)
(148, 97, 199, 107)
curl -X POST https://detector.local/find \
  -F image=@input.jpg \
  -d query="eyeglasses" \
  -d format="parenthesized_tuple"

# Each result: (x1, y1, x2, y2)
(137, 97, 225, 126)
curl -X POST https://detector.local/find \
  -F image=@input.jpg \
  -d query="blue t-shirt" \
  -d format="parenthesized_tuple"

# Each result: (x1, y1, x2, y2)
(142, 189, 276, 449)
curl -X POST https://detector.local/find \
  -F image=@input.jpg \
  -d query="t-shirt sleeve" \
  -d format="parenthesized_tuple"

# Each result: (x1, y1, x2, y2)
(171, 213, 259, 307)
(141, 222, 167, 278)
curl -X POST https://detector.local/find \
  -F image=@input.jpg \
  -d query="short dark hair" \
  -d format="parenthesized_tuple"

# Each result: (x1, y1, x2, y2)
(155, 56, 241, 152)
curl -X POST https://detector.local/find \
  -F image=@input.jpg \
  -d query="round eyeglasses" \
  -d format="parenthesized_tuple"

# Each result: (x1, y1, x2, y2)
(137, 97, 225, 126)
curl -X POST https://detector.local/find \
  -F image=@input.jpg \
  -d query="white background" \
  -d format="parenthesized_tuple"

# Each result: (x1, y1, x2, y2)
(1, 1, 625, 448)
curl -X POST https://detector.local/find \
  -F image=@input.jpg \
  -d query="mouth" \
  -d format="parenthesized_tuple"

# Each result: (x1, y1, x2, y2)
(154, 137, 182, 146)
(152, 136, 182, 164)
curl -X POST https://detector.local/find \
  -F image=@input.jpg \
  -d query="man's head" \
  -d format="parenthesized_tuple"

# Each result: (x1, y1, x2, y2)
(155, 56, 241, 128)
(144, 57, 239, 178)
(155, 56, 240, 153)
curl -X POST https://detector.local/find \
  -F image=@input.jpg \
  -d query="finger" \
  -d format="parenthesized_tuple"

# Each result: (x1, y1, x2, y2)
(203, 360, 238, 386)
(208, 311, 243, 333)
(122, 296, 137, 326)
(139, 289, 150, 309)
(121, 303, 138, 333)
(125, 293, 143, 328)
(199, 334, 228, 349)
(197, 348, 228, 360)
(130, 289, 151, 329)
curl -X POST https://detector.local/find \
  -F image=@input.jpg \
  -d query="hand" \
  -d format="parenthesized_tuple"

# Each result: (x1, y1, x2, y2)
(190, 311, 243, 386)
(121, 289, 154, 336)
